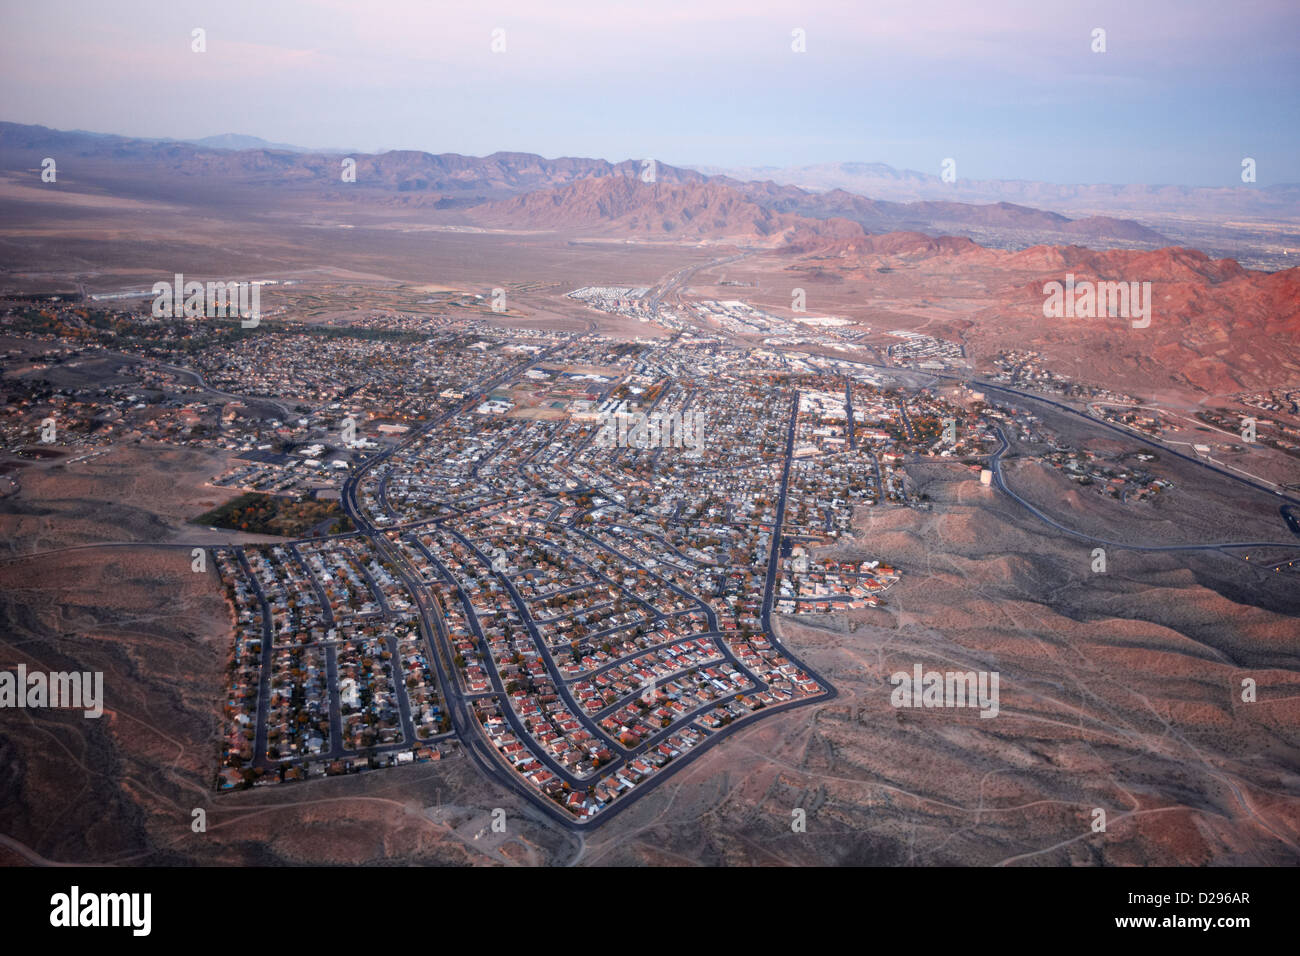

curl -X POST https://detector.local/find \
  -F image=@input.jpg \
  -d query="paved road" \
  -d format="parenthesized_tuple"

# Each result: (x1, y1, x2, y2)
(643, 252, 750, 319)
(759, 391, 838, 692)
(831, 355, 1300, 523)
(153, 360, 296, 419)
(989, 427, 1300, 552)
(286, 543, 349, 760)
(980, 379, 1300, 508)
(236, 547, 276, 774)
(328, 366, 840, 829)
(844, 379, 857, 451)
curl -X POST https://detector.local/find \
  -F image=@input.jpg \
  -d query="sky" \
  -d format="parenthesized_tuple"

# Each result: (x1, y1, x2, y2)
(2, 0, 1298, 185)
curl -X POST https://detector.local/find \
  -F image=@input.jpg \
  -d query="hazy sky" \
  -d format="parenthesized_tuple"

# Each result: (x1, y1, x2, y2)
(3, 0, 1297, 185)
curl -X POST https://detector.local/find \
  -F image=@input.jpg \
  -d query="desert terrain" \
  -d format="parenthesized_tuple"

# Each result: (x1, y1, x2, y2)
(1, 122, 1296, 867)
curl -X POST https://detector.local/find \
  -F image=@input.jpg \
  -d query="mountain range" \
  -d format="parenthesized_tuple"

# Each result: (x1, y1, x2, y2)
(691, 160, 1300, 221)
(1, 122, 1297, 399)
(0, 122, 1179, 251)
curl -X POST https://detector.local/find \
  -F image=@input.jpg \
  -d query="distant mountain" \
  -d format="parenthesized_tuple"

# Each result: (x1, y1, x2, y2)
(188, 133, 323, 153)
(0, 124, 325, 157)
(691, 160, 1300, 221)
(723, 182, 1169, 245)
(0, 121, 1187, 249)
(0, 123, 705, 198)
(3, 122, 1293, 397)
(777, 230, 1300, 396)
(457, 172, 1170, 250)
(466, 175, 865, 242)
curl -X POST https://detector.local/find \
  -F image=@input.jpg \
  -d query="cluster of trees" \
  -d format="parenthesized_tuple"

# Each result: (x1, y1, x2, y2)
(193, 492, 346, 537)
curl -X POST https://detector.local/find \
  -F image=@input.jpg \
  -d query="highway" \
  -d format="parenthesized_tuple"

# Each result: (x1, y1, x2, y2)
(643, 251, 750, 319)
(828, 354, 1300, 527)
(988, 425, 1300, 552)
(759, 391, 838, 690)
